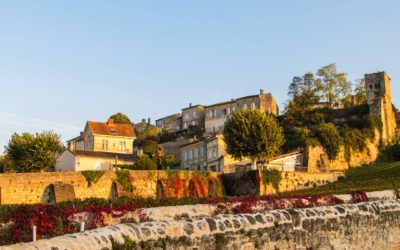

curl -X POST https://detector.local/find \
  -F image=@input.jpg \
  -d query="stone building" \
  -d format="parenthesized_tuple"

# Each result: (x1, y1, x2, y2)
(180, 134, 249, 172)
(56, 150, 135, 172)
(180, 140, 207, 170)
(205, 89, 279, 134)
(181, 104, 206, 131)
(365, 71, 397, 144)
(57, 118, 135, 171)
(155, 113, 182, 133)
(134, 118, 153, 135)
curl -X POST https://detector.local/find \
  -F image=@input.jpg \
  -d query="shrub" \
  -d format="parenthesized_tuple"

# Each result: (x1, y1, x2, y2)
(383, 143, 400, 161)
(134, 154, 157, 170)
(115, 170, 133, 192)
(81, 171, 105, 187)
(315, 123, 341, 160)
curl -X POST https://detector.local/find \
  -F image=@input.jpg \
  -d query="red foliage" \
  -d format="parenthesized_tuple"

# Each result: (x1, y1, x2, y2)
(9, 203, 145, 243)
(349, 191, 369, 203)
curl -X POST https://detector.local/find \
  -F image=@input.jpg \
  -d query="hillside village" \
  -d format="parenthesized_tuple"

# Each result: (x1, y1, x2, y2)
(52, 71, 398, 176)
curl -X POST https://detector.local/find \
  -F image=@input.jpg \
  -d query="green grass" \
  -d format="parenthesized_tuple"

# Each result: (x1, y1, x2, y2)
(286, 161, 400, 195)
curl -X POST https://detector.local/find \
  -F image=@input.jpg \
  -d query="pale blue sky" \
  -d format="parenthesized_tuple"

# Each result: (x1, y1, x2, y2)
(0, 1, 399, 150)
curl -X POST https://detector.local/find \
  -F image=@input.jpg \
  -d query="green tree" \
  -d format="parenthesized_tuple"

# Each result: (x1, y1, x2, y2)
(109, 112, 132, 124)
(315, 123, 341, 160)
(284, 72, 323, 127)
(5, 131, 64, 172)
(134, 127, 160, 155)
(185, 125, 204, 139)
(223, 109, 285, 170)
(133, 154, 157, 170)
(353, 78, 367, 105)
(316, 63, 352, 108)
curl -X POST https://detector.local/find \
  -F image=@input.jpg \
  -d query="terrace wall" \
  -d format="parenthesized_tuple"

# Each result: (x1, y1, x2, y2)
(0, 169, 341, 205)
(3, 199, 400, 250)
(0, 171, 223, 205)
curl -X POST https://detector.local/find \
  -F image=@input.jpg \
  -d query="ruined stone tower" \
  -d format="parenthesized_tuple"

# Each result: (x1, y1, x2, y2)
(364, 71, 397, 144)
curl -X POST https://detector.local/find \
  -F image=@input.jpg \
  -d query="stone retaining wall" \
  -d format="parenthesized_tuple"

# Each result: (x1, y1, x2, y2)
(0, 170, 223, 205)
(3, 199, 400, 250)
(0, 169, 341, 205)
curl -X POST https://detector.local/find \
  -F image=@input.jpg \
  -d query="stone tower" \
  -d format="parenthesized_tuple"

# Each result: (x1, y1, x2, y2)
(364, 71, 397, 144)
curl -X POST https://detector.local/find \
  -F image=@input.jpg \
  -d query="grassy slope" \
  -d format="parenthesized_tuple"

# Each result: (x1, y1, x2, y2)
(286, 161, 400, 195)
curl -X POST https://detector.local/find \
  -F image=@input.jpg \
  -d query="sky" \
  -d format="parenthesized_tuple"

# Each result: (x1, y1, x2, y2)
(0, 1, 399, 150)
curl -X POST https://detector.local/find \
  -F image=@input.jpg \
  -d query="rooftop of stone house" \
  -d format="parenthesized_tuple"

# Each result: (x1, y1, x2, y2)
(87, 118, 135, 138)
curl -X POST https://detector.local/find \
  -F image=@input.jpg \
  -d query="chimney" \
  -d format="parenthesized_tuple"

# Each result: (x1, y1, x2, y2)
(189, 103, 192, 107)
(147, 118, 151, 124)
(260, 89, 264, 94)
(142, 118, 146, 123)
(107, 118, 114, 126)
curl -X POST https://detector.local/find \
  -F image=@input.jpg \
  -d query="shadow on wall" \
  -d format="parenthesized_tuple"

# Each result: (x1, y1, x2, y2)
(221, 170, 260, 197)
(156, 180, 165, 199)
(41, 184, 76, 204)
(110, 182, 119, 200)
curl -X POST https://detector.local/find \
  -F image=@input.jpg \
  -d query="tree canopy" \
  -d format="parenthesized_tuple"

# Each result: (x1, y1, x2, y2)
(316, 63, 352, 107)
(109, 113, 132, 124)
(5, 131, 64, 172)
(223, 109, 285, 170)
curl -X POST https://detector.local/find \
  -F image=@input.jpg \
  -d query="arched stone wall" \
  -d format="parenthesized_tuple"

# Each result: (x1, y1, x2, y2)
(41, 184, 75, 204)
(110, 182, 119, 200)
(42, 184, 56, 204)
(156, 180, 165, 199)
(208, 179, 216, 198)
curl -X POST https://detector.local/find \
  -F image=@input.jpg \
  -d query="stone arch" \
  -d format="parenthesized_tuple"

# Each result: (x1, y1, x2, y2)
(208, 179, 217, 198)
(41, 183, 76, 204)
(156, 180, 165, 199)
(110, 182, 119, 200)
(41, 184, 56, 204)
(188, 180, 199, 198)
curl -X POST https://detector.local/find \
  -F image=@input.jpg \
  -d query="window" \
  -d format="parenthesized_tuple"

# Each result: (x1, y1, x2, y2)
(223, 109, 227, 115)
(184, 151, 188, 161)
(102, 140, 108, 150)
(184, 113, 189, 119)
(183, 122, 188, 129)
(251, 103, 256, 109)
(191, 120, 196, 126)
(243, 104, 248, 109)
(119, 141, 126, 151)
(189, 150, 193, 160)
(199, 147, 204, 157)
(194, 148, 198, 159)
(212, 126, 216, 132)
(193, 111, 196, 118)
(209, 110, 217, 118)
(227, 107, 231, 115)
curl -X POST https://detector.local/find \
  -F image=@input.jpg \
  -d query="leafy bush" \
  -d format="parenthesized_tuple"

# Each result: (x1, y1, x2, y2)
(384, 143, 400, 161)
(315, 123, 341, 160)
(134, 154, 157, 170)
(115, 170, 133, 192)
(81, 171, 105, 187)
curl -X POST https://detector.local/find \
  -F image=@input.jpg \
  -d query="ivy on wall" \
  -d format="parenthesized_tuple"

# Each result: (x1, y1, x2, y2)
(80, 171, 105, 187)
(261, 169, 282, 193)
(115, 170, 133, 192)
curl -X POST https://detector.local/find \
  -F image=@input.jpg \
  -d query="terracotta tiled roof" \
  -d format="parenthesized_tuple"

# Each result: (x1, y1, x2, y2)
(73, 150, 134, 161)
(87, 119, 135, 138)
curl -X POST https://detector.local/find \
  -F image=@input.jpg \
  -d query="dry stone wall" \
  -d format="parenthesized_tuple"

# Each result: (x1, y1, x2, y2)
(305, 129, 381, 173)
(3, 199, 400, 250)
(0, 170, 222, 205)
(0, 169, 340, 204)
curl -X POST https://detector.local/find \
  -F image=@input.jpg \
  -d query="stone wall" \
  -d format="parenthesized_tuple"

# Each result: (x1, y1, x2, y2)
(305, 129, 381, 173)
(0, 170, 223, 205)
(4, 199, 400, 250)
(221, 170, 341, 196)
